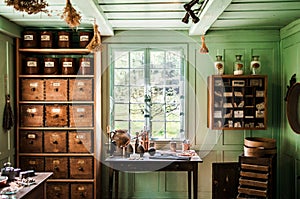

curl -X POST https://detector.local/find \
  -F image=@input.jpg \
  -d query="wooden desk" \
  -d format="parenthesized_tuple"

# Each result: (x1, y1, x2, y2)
(106, 155, 202, 199)
(0, 172, 52, 199)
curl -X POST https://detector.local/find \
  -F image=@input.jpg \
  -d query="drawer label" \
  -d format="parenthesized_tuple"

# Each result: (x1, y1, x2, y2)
(27, 61, 37, 67)
(77, 108, 85, 112)
(29, 82, 38, 87)
(80, 61, 90, 67)
(41, 35, 50, 41)
(52, 82, 61, 87)
(76, 135, 84, 139)
(54, 186, 61, 191)
(24, 35, 34, 40)
(27, 134, 36, 139)
(45, 61, 54, 67)
(52, 108, 61, 113)
(63, 62, 73, 67)
(78, 186, 85, 191)
(80, 35, 89, 41)
(53, 160, 60, 164)
(27, 108, 37, 113)
(29, 160, 36, 165)
(59, 35, 69, 41)
(77, 160, 85, 164)
(77, 82, 85, 86)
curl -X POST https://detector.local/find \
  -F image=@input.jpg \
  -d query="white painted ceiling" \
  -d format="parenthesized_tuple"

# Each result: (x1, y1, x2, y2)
(0, 0, 300, 36)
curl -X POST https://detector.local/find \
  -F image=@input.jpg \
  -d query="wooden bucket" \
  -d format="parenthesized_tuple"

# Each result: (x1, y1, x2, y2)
(244, 137, 276, 157)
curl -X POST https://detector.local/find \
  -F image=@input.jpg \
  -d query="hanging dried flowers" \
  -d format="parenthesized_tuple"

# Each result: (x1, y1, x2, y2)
(86, 22, 102, 52)
(200, 35, 209, 54)
(61, 0, 81, 28)
(5, 0, 49, 15)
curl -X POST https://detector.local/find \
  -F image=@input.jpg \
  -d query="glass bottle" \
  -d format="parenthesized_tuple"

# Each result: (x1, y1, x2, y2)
(214, 55, 224, 75)
(233, 55, 244, 75)
(250, 55, 261, 75)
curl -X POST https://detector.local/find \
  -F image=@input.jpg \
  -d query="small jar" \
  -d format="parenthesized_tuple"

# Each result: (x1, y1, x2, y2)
(58, 31, 71, 48)
(233, 55, 244, 75)
(78, 57, 92, 75)
(61, 57, 76, 75)
(214, 55, 224, 75)
(43, 57, 59, 75)
(40, 31, 53, 48)
(79, 32, 91, 48)
(24, 57, 39, 74)
(22, 31, 38, 48)
(250, 55, 261, 75)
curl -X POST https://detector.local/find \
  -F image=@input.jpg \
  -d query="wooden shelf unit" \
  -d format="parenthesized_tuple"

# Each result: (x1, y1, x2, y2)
(16, 37, 97, 199)
(207, 75, 268, 130)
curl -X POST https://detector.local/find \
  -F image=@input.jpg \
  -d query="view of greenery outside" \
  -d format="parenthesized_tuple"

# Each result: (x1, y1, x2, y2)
(110, 47, 185, 140)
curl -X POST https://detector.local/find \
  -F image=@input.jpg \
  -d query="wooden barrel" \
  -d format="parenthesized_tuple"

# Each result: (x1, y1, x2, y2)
(22, 31, 38, 48)
(24, 57, 40, 74)
(61, 57, 76, 75)
(244, 137, 276, 157)
(43, 57, 59, 75)
(78, 57, 92, 75)
(58, 31, 71, 48)
(40, 31, 53, 48)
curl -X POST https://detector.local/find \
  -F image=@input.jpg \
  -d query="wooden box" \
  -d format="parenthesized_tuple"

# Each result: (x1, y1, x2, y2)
(44, 131, 67, 153)
(21, 79, 44, 101)
(45, 157, 68, 179)
(68, 131, 92, 153)
(70, 183, 93, 199)
(19, 131, 43, 153)
(20, 105, 44, 127)
(47, 183, 69, 199)
(45, 79, 68, 101)
(69, 157, 93, 179)
(45, 105, 68, 127)
(69, 79, 93, 101)
(69, 105, 93, 127)
(20, 157, 44, 172)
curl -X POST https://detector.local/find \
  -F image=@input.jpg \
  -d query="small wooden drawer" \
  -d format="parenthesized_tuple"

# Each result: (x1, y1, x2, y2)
(69, 157, 93, 179)
(47, 183, 69, 199)
(70, 183, 93, 199)
(20, 157, 44, 172)
(20, 105, 44, 127)
(21, 79, 44, 101)
(45, 157, 68, 179)
(69, 105, 93, 127)
(68, 131, 92, 153)
(69, 79, 93, 101)
(45, 79, 68, 101)
(44, 131, 67, 153)
(19, 131, 43, 153)
(45, 105, 68, 127)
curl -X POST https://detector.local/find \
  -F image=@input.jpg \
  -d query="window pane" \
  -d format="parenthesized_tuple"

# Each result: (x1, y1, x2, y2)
(131, 122, 145, 136)
(150, 51, 165, 68)
(114, 104, 129, 120)
(130, 87, 145, 103)
(166, 122, 180, 139)
(114, 86, 129, 103)
(114, 69, 129, 85)
(130, 103, 145, 120)
(151, 122, 165, 139)
(130, 51, 144, 68)
(165, 69, 180, 85)
(151, 103, 165, 120)
(130, 69, 144, 86)
(114, 51, 129, 68)
(166, 51, 181, 68)
(150, 69, 164, 85)
(114, 121, 129, 130)
(150, 86, 164, 103)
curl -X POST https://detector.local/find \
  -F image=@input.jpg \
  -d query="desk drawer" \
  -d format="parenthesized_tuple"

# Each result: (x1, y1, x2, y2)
(44, 131, 67, 153)
(19, 131, 43, 153)
(70, 183, 93, 199)
(47, 183, 69, 199)
(45, 157, 68, 179)
(70, 157, 93, 179)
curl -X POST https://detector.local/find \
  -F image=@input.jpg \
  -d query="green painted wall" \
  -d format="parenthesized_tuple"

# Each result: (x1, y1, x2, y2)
(100, 29, 281, 199)
(279, 18, 300, 199)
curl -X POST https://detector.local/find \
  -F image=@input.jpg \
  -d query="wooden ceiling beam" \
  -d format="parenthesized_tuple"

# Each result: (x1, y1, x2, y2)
(189, 0, 232, 35)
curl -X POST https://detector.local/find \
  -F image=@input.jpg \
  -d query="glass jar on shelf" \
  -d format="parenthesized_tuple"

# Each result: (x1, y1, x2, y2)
(233, 55, 244, 75)
(214, 55, 224, 75)
(250, 55, 261, 75)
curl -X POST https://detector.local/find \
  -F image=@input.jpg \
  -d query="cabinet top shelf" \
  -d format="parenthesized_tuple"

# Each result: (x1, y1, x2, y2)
(19, 48, 92, 55)
(211, 74, 267, 78)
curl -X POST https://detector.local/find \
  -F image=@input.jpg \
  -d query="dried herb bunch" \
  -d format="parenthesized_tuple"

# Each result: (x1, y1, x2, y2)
(86, 23, 102, 52)
(61, 0, 81, 28)
(5, 0, 49, 15)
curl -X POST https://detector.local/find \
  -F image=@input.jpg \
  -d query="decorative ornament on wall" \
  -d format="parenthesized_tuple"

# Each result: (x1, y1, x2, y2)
(5, 0, 49, 15)
(61, 0, 81, 28)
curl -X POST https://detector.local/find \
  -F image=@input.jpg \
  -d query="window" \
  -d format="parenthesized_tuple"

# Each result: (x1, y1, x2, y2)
(110, 45, 186, 140)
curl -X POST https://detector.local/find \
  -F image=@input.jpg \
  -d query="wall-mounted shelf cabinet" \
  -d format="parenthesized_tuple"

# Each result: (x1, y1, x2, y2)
(16, 34, 97, 199)
(207, 75, 267, 130)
